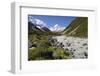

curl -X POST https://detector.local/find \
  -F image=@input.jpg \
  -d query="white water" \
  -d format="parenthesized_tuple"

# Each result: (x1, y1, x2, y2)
(53, 35, 88, 59)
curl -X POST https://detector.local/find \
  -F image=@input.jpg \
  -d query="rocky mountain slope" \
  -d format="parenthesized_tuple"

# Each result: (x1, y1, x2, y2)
(28, 21, 51, 35)
(63, 17, 88, 37)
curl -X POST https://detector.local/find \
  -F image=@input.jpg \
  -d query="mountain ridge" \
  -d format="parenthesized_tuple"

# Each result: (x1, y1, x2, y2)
(62, 17, 88, 37)
(28, 21, 51, 35)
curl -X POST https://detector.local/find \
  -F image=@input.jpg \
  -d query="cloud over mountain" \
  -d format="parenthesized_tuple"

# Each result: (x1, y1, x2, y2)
(28, 16, 66, 32)
(28, 16, 50, 32)
(28, 16, 47, 28)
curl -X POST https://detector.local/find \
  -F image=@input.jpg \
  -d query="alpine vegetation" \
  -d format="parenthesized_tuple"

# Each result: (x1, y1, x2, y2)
(28, 15, 88, 61)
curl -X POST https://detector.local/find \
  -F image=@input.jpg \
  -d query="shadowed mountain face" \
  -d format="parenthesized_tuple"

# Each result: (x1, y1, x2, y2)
(41, 27, 50, 32)
(63, 17, 88, 37)
(28, 21, 51, 35)
(28, 22, 43, 35)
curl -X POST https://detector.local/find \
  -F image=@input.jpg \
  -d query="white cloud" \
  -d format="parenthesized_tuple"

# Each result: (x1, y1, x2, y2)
(33, 19, 46, 27)
(50, 24, 65, 32)
(28, 16, 66, 32)
(28, 16, 47, 27)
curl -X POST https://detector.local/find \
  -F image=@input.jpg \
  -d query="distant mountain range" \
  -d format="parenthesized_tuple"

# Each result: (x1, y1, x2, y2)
(62, 17, 88, 37)
(28, 17, 88, 37)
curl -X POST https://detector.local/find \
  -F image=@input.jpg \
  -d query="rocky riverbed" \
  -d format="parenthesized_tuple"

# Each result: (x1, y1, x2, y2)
(52, 35, 88, 59)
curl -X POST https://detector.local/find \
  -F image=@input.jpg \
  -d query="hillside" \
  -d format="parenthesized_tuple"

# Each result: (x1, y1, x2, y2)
(28, 21, 52, 35)
(63, 17, 88, 37)
(28, 22, 44, 35)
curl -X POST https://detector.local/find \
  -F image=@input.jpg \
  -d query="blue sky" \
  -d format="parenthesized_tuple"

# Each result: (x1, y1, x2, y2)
(28, 15, 76, 29)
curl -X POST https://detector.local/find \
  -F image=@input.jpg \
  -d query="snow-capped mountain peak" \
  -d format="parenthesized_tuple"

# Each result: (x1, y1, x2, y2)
(50, 24, 65, 32)
(29, 18, 46, 27)
(34, 19, 46, 27)
(28, 17, 50, 32)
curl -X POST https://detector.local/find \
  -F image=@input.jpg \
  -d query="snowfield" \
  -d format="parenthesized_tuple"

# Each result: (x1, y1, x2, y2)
(52, 35, 88, 59)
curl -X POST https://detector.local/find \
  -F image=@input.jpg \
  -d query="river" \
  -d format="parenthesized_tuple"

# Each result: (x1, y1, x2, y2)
(52, 35, 88, 59)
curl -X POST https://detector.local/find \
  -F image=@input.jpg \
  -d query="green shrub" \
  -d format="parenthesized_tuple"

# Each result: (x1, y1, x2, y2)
(52, 48, 70, 59)
(28, 46, 72, 60)
(28, 47, 54, 60)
